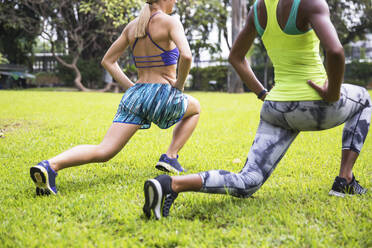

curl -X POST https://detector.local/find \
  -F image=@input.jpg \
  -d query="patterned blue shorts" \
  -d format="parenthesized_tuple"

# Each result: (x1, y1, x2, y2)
(113, 83, 188, 129)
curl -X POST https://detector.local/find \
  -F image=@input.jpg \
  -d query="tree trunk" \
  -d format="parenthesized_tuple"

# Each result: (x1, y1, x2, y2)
(53, 54, 90, 91)
(227, 0, 247, 93)
(50, 40, 114, 92)
(71, 62, 89, 91)
(57, 55, 121, 92)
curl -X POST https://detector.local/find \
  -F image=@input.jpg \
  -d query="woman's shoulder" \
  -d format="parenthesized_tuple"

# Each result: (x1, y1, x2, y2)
(153, 12, 182, 28)
(126, 18, 139, 30)
(122, 18, 138, 36)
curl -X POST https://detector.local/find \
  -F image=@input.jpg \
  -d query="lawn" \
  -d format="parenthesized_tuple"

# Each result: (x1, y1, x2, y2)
(0, 90, 371, 247)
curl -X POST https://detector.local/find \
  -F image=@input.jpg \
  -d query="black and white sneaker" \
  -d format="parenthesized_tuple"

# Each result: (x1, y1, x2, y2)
(143, 179, 163, 219)
(329, 175, 367, 197)
(162, 191, 178, 218)
(143, 175, 178, 220)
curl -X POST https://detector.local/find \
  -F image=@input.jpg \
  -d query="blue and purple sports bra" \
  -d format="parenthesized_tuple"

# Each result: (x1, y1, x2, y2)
(132, 12, 180, 68)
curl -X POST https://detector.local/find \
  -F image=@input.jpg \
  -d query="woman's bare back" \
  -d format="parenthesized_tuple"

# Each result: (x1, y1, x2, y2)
(125, 12, 178, 84)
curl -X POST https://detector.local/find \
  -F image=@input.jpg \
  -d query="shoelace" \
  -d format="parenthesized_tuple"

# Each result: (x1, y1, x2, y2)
(163, 193, 178, 217)
(351, 179, 365, 194)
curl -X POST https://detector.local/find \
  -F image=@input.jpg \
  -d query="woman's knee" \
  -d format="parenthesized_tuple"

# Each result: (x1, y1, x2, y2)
(185, 95, 201, 116)
(227, 173, 264, 198)
(227, 171, 264, 198)
(93, 145, 118, 162)
(239, 170, 265, 189)
(344, 84, 371, 106)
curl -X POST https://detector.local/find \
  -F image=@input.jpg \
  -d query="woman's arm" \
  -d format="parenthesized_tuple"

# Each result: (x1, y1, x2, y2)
(305, 0, 345, 102)
(169, 17, 192, 91)
(228, 10, 267, 101)
(101, 28, 135, 90)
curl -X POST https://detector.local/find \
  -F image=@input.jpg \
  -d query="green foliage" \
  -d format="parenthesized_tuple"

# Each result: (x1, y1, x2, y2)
(326, 0, 372, 45)
(189, 62, 275, 92)
(0, 91, 371, 247)
(32, 37, 52, 53)
(16, 0, 142, 90)
(0, 1, 39, 66)
(177, 0, 229, 58)
(190, 65, 228, 91)
(0, 53, 8, 64)
(56, 56, 104, 88)
(344, 62, 372, 86)
(80, 0, 140, 28)
(251, 63, 275, 88)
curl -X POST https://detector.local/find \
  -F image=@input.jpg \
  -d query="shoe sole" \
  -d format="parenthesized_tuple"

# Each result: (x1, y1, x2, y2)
(30, 165, 56, 195)
(329, 190, 346, 197)
(329, 189, 367, 197)
(155, 162, 181, 174)
(143, 179, 163, 220)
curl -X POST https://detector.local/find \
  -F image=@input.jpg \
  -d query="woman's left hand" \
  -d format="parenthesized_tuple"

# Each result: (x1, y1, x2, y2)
(260, 92, 268, 101)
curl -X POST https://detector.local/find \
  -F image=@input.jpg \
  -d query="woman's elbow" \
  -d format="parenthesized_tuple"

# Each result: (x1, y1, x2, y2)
(101, 58, 108, 69)
(228, 54, 234, 64)
(101, 58, 114, 70)
(326, 45, 345, 58)
(228, 53, 240, 66)
(180, 51, 193, 63)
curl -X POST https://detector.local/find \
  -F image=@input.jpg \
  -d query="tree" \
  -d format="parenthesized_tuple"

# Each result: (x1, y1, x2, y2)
(20, 0, 113, 91)
(0, 0, 40, 67)
(227, 0, 247, 93)
(327, 0, 372, 45)
(175, 0, 229, 90)
(176, 0, 228, 61)
(9, 0, 139, 91)
(220, 0, 232, 50)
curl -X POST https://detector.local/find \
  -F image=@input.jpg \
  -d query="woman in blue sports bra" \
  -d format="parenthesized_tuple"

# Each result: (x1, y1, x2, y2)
(29, 0, 201, 195)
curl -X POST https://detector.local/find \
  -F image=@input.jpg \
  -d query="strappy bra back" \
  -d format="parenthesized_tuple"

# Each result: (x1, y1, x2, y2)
(132, 12, 180, 68)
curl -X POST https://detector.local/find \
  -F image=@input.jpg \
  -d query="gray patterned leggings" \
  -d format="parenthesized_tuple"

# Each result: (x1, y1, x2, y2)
(199, 84, 371, 198)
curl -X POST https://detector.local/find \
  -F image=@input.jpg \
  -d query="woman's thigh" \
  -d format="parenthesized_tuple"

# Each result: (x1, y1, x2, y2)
(262, 84, 371, 132)
(99, 123, 141, 155)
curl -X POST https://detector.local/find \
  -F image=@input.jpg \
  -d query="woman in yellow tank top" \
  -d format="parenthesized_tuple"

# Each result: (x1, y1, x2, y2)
(142, 0, 371, 220)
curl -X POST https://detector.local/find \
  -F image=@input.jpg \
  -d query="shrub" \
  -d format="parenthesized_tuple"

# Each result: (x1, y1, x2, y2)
(190, 65, 228, 91)
(344, 62, 372, 87)
(0, 53, 8, 64)
(33, 72, 60, 87)
(56, 56, 104, 88)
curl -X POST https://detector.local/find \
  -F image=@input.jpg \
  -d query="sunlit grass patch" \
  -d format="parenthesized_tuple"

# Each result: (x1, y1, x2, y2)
(0, 90, 371, 247)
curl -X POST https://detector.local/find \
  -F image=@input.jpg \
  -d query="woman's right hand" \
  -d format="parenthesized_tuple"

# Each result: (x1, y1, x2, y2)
(164, 75, 184, 91)
(173, 81, 184, 92)
(307, 79, 340, 102)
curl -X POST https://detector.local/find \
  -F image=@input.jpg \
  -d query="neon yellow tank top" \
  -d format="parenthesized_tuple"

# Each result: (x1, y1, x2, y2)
(262, 0, 327, 101)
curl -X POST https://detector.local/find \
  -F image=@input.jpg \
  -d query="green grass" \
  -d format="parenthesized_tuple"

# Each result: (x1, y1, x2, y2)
(12, 87, 79, 92)
(0, 90, 371, 247)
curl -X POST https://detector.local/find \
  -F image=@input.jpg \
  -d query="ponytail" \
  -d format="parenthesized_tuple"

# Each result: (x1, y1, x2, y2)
(135, 2, 155, 38)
